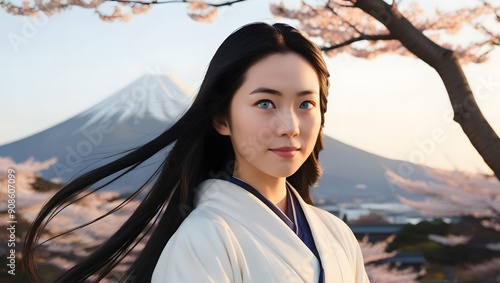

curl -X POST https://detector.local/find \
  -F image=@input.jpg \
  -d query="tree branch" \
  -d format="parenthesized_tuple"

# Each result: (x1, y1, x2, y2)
(325, 0, 354, 8)
(354, 0, 500, 180)
(324, 2, 363, 36)
(106, 0, 248, 6)
(321, 33, 396, 51)
(474, 23, 500, 46)
(0, 0, 250, 17)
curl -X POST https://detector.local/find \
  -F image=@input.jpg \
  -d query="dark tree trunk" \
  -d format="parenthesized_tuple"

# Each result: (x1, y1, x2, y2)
(355, 0, 500, 180)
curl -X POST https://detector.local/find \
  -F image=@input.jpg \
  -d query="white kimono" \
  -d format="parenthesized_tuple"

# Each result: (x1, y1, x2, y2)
(152, 179, 370, 283)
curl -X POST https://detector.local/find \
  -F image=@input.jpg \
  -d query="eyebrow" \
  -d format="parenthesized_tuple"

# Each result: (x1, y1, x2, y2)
(249, 87, 318, 96)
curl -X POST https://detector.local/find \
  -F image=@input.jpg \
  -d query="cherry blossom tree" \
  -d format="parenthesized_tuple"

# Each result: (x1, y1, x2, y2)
(3, 1, 500, 179)
(387, 167, 500, 231)
(0, 157, 141, 281)
(359, 235, 425, 282)
(387, 167, 500, 280)
(467, 257, 500, 281)
(0, 0, 242, 22)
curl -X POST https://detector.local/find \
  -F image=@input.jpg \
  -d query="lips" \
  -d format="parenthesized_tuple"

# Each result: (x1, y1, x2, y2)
(269, 146, 300, 158)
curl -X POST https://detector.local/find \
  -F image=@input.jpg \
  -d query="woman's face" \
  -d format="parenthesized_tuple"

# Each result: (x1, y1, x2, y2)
(215, 52, 322, 181)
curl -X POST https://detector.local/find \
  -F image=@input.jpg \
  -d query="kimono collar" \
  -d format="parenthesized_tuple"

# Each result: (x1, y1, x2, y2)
(227, 176, 297, 232)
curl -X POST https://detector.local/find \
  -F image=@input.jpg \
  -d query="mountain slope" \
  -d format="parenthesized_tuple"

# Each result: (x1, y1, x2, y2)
(0, 73, 429, 203)
(0, 74, 193, 187)
(314, 137, 426, 203)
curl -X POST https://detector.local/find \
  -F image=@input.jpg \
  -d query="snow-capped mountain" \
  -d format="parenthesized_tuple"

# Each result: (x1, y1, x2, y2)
(0, 74, 194, 193)
(0, 73, 430, 203)
(74, 74, 194, 132)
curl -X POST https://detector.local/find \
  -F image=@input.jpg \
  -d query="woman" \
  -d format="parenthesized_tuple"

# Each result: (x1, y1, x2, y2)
(23, 22, 369, 282)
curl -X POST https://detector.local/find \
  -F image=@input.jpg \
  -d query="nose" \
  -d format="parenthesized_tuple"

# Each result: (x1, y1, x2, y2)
(275, 109, 300, 137)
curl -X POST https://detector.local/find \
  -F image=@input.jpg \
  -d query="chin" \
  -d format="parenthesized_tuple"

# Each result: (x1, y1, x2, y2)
(267, 168, 300, 179)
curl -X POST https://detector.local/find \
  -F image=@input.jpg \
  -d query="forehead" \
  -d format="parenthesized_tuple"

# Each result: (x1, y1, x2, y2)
(243, 53, 320, 91)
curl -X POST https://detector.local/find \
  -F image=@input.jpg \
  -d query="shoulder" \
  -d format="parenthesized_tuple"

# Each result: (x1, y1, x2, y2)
(309, 205, 351, 232)
(152, 208, 237, 282)
(164, 209, 236, 259)
(174, 206, 234, 244)
(308, 205, 361, 247)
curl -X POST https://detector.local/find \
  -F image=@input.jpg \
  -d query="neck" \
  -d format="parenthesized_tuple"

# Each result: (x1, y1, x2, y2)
(232, 171, 287, 212)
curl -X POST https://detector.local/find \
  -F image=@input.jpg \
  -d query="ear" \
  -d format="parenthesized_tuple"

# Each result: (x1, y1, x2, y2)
(212, 115, 231, 136)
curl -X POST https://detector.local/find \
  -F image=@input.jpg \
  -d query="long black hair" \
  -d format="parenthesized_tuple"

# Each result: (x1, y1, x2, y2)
(22, 22, 330, 282)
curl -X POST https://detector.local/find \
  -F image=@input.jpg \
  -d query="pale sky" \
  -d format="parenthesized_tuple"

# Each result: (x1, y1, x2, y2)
(1, 1, 499, 175)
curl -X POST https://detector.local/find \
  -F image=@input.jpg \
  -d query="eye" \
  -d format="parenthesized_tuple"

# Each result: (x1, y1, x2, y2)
(256, 100, 275, 109)
(299, 101, 315, 109)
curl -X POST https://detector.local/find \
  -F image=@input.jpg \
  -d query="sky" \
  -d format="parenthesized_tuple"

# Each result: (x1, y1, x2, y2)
(1, 0, 499, 175)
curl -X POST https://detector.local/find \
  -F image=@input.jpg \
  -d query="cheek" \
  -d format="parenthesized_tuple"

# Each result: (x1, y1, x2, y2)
(303, 113, 322, 139)
(229, 105, 270, 148)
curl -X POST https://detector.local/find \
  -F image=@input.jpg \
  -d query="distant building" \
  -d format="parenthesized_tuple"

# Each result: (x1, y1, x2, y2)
(350, 224, 403, 241)
(374, 252, 426, 269)
(318, 202, 456, 225)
